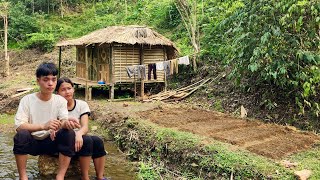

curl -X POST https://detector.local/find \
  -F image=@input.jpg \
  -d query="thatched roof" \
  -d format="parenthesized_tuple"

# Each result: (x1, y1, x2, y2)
(56, 25, 177, 49)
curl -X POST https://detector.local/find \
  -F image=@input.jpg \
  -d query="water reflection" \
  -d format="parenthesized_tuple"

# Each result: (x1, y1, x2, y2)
(0, 132, 136, 180)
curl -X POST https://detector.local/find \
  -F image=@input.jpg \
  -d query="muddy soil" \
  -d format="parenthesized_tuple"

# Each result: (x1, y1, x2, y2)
(138, 106, 320, 159)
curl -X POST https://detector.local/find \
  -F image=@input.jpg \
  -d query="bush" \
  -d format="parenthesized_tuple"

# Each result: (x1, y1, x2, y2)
(203, 0, 320, 117)
(24, 33, 56, 52)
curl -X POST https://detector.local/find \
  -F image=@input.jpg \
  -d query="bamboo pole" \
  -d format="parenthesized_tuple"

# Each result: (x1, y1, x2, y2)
(85, 47, 89, 101)
(109, 46, 114, 100)
(140, 45, 144, 99)
(134, 73, 136, 101)
(164, 70, 167, 92)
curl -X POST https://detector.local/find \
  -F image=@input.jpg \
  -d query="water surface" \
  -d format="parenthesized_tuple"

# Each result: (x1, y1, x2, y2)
(0, 132, 136, 180)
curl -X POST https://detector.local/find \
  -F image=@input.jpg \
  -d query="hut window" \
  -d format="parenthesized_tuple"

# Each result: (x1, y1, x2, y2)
(78, 48, 85, 62)
(100, 49, 108, 64)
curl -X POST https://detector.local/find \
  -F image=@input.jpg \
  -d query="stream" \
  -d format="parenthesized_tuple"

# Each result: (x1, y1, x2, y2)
(0, 132, 136, 180)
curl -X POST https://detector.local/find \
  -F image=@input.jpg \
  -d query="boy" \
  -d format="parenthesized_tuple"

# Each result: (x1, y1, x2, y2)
(13, 62, 80, 180)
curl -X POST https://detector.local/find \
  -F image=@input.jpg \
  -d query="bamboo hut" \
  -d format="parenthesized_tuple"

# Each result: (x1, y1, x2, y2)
(56, 25, 178, 100)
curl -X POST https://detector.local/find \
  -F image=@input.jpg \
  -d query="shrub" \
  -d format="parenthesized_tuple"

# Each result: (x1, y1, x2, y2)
(24, 33, 56, 52)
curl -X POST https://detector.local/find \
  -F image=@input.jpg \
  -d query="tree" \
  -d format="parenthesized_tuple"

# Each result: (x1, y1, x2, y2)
(0, 2, 9, 77)
(60, 0, 64, 18)
(175, 0, 200, 71)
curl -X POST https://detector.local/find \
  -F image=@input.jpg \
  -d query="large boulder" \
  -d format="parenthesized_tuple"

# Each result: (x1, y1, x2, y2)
(38, 155, 81, 177)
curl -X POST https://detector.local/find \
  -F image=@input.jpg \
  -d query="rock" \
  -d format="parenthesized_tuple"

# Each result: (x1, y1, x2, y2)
(285, 126, 297, 131)
(38, 155, 81, 177)
(294, 169, 312, 180)
(280, 160, 298, 168)
(91, 126, 98, 131)
(240, 105, 247, 118)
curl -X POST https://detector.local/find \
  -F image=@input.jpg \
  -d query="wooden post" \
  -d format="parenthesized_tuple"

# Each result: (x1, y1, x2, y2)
(58, 47, 62, 78)
(140, 45, 144, 99)
(88, 87, 92, 101)
(85, 47, 89, 101)
(134, 74, 136, 101)
(164, 70, 167, 92)
(109, 46, 114, 100)
(109, 84, 114, 100)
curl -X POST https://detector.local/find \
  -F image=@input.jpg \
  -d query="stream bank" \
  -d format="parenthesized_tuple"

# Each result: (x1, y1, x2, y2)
(95, 111, 295, 179)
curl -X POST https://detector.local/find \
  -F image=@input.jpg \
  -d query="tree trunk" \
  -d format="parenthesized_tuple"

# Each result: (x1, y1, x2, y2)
(47, 0, 50, 14)
(175, 0, 200, 71)
(60, 0, 63, 18)
(125, 0, 128, 18)
(4, 13, 9, 76)
(32, 0, 34, 14)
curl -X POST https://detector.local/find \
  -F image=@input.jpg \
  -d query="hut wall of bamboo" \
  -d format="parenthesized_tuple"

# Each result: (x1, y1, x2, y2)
(75, 44, 169, 84)
(113, 45, 140, 83)
(143, 46, 166, 82)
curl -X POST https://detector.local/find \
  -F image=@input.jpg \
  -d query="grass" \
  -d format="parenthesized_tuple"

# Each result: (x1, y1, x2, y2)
(289, 145, 320, 180)
(109, 119, 296, 179)
(0, 114, 15, 124)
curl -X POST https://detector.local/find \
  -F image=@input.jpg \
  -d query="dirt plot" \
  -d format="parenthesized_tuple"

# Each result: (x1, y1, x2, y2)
(138, 107, 320, 159)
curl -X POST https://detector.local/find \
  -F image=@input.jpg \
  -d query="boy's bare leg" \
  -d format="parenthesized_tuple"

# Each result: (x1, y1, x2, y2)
(14, 154, 28, 180)
(79, 156, 91, 180)
(56, 153, 72, 180)
(93, 156, 106, 180)
(15, 154, 28, 180)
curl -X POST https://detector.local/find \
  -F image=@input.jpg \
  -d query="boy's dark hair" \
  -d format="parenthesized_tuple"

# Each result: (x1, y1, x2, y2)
(36, 62, 58, 78)
(56, 77, 74, 92)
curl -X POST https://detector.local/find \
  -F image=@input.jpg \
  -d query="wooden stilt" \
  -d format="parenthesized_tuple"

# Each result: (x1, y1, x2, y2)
(88, 87, 92, 101)
(134, 74, 136, 101)
(140, 79, 144, 100)
(164, 70, 167, 92)
(139, 45, 145, 99)
(109, 84, 114, 100)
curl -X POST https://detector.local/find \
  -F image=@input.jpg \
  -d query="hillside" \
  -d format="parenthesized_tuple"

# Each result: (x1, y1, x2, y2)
(0, 0, 319, 132)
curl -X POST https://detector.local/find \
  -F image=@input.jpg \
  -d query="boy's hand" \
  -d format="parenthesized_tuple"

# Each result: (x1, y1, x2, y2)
(44, 119, 61, 131)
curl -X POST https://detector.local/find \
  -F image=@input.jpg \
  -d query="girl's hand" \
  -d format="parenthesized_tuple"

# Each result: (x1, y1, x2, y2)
(63, 117, 81, 129)
(75, 131, 83, 152)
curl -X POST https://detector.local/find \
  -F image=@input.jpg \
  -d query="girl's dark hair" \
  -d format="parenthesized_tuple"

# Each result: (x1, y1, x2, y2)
(36, 62, 58, 78)
(56, 77, 74, 92)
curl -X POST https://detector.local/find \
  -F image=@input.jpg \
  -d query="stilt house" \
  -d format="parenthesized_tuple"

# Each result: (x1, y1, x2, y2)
(56, 25, 178, 100)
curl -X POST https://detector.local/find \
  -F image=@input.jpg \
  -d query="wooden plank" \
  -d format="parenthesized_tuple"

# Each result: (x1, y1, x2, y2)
(11, 88, 33, 98)
(16, 87, 34, 92)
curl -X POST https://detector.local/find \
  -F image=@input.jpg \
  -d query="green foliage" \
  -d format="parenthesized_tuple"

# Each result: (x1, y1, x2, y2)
(5, 0, 193, 54)
(24, 32, 56, 52)
(138, 162, 160, 180)
(8, 2, 40, 42)
(203, 0, 320, 117)
(0, 114, 14, 124)
(290, 145, 320, 180)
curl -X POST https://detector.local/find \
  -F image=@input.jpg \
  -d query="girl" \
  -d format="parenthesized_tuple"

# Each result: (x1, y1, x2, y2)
(56, 77, 107, 180)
